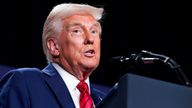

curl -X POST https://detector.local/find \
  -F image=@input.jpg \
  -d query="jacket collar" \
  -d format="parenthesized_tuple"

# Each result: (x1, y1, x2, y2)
(42, 63, 76, 108)
(41, 63, 103, 107)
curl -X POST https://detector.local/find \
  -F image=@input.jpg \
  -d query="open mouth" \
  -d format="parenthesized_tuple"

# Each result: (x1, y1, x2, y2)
(84, 49, 95, 57)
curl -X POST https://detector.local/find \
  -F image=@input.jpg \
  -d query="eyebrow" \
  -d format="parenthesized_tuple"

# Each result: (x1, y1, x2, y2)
(67, 21, 100, 28)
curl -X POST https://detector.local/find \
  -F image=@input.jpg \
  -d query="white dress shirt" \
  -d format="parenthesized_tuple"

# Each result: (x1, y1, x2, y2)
(52, 63, 91, 108)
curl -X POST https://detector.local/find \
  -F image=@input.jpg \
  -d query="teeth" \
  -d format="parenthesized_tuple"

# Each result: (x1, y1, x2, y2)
(86, 50, 93, 53)
(84, 50, 95, 57)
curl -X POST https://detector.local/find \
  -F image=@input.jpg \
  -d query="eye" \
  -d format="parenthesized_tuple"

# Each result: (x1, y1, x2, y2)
(90, 28, 99, 36)
(91, 29, 96, 34)
(70, 27, 83, 36)
(73, 29, 81, 34)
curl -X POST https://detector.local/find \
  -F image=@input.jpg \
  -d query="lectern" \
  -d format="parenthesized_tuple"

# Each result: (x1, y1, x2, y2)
(96, 73, 192, 108)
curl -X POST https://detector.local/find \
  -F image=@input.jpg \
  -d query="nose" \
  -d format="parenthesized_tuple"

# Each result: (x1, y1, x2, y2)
(84, 33, 94, 45)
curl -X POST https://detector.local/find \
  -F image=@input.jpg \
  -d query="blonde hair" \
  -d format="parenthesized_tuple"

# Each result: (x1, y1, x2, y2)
(42, 3, 104, 62)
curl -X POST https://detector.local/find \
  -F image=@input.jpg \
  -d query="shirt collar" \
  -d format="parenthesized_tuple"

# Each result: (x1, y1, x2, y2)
(52, 63, 90, 92)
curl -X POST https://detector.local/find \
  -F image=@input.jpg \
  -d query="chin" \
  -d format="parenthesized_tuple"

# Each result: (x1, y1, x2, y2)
(85, 64, 97, 69)
(81, 58, 99, 68)
(83, 63, 98, 71)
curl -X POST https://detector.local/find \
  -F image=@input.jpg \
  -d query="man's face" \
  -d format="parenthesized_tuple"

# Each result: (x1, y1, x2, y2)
(58, 14, 101, 76)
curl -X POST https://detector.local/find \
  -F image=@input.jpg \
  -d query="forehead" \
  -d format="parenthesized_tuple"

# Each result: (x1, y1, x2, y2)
(62, 13, 100, 26)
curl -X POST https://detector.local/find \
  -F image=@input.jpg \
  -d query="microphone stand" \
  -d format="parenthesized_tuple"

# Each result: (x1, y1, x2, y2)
(165, 57, 192, 87)
(142, 50, 192, 87)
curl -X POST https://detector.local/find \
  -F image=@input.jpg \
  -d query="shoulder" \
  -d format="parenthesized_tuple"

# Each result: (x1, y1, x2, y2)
(0, 68, 42, 88)
(11, 67, 41, 74)
(0, 68, 44, 107)
(2, 67, 41, 79)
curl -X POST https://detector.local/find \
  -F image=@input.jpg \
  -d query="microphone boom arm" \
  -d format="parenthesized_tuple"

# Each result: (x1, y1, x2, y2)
(142, 50, 192, 87)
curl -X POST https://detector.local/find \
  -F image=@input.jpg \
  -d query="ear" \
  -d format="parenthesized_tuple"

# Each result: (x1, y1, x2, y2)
(47, 38, 60, 56)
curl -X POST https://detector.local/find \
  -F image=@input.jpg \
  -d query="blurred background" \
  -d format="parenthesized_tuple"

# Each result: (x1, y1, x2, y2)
(0, 0, 191, 87)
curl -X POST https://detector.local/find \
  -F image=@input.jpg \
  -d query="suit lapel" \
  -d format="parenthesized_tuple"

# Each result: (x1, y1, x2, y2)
(91, 86, 103, 105)
(41, 63, 75, 108)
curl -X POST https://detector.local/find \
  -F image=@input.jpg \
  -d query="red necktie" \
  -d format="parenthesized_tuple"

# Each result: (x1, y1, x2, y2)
(77, 81, 94, 108)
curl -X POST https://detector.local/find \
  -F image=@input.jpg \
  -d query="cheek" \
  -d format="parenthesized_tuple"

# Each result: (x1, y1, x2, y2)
(67, 39, 83, 56)
(94, 40, 101, 60)
(59, 39, 78, 57)
(96, 39, 101, 51)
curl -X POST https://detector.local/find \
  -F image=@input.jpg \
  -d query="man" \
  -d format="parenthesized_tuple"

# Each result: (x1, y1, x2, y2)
(0, 3, 105, 108)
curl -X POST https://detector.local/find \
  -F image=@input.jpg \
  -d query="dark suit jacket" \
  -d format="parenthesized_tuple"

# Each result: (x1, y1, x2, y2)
(0, 63, 106, 108)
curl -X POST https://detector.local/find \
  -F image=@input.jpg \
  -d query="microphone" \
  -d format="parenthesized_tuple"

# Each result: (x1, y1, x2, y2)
(110, 54, 160, 65)
(141, 50, 170, 64)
